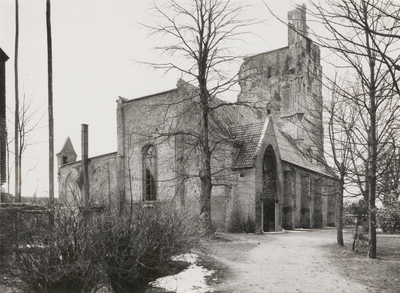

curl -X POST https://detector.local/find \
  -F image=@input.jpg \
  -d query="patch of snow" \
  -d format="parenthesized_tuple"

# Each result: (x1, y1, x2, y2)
(151, 253, 215, 293)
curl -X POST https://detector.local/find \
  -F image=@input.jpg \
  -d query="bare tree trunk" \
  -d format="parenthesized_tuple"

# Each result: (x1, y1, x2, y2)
(142, 0, 256, 235)
(336, 176, 344, 246)
(199, 85, 213, 233)
(18, 118, 22, 198)
(364, 1, 377, 258)
(367, 55, 377, 259)
(327, 92, 349, 246)
(14, 0, 20, 203)
(299, 0, 400, 258)
(46, 0, 54, 209)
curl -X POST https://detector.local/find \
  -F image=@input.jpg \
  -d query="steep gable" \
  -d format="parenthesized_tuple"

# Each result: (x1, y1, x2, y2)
(230, 119, 335, 178)
(57, 137, 77, 167)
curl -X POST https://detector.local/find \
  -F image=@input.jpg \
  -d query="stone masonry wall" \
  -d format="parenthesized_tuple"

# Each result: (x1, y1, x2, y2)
(58, 152, 118, 207)
(237, 6, 324, 159)
(280, 160, 337, 229)
(117, 83, 237, 231)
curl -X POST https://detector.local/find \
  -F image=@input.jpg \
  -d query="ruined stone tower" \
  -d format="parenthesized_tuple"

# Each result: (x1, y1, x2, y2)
(238, 4, 323, 158)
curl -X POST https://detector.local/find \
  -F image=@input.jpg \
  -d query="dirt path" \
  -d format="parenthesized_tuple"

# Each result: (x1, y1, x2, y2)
(208, 228, 367, 293)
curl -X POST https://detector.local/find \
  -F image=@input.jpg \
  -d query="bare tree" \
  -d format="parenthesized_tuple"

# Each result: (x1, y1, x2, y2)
(142, 0, 257, 233)
(306, 0, 400, 258)
(325, 76, 359, 246)
(18, 93, 45, 194)
(266, 1, 400, 256)
(7, 93, 44, 198)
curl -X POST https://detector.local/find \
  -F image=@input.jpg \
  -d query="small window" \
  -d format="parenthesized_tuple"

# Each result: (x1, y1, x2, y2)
(63, 156, 68, 164)
(143, 145, 157, 201)
(267, 109, 271, 115)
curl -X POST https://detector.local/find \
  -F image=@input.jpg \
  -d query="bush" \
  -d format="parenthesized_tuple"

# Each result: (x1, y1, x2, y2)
(0, 206, 17, 258)
(345, 199, 369, 252)
(8, 204, 103, 293)
(377, 202, 400, 234)
(3, 202, 200, 293)
(100, 205, 199, 293)
(345, 199, 369, 230)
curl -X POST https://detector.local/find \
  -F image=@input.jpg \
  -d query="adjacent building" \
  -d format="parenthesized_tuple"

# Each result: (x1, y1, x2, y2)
(0, 48, 9, 190)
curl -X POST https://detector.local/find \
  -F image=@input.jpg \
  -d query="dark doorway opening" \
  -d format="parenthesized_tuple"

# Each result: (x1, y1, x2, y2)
(262, 145, 277, 232)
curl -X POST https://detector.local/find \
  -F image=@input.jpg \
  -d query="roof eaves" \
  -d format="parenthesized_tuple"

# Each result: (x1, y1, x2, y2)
(121, 88, 177, 104)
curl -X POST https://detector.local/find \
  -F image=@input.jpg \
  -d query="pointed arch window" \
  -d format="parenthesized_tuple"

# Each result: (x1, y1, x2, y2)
(143, 145, 157, 201)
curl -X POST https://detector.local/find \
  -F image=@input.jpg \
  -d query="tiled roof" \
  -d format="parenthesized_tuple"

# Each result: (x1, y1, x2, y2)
(230, 121, 336, 178)
(230, 122, 265, 168)
(275, 130, 335, 177)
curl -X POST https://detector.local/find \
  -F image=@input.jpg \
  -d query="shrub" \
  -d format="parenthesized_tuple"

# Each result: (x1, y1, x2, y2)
(3, 201, 200, 293)
(345, 199, 369, 252)
(8, 204, 103, 293)
(100, 205, 200, 293)
(345, 199, 369, 230)
(377, 202, 400, 234)
(0, 205, 17, 258)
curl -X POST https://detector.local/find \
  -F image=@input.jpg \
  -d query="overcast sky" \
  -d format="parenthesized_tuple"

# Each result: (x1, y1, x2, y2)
(0, 0, 311, 197)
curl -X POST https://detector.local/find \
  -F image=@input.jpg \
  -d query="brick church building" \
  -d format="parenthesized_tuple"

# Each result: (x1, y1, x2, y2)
(57, 6, 337, 233)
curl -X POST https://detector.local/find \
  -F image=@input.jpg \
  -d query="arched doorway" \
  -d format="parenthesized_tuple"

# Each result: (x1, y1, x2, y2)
(262, 145, 277, 232)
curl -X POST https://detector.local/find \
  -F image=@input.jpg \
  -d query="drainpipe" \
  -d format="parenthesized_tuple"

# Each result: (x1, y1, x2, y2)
(82, 124, 89, 206)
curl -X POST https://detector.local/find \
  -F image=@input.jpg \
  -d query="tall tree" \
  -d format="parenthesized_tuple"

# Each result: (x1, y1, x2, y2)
(46, 0, 54, 208)
(18, 93, 45, 191)
(266, 0, 400, 255)
(143, 0, 256, 233)
(307, 0, 400, 258)
(326, 77, 359, 246)
(14, 0, 20, 202)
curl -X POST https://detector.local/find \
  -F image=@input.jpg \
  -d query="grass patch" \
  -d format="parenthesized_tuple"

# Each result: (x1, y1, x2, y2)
(326, 229, 400, 293)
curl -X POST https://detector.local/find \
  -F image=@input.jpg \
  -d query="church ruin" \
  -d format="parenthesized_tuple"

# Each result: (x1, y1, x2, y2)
(57, 6, 337, 233)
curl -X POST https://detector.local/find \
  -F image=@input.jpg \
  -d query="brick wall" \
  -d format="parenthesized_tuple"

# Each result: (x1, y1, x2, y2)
(237, 6, 324, 159)
(58, 152, 118, 207)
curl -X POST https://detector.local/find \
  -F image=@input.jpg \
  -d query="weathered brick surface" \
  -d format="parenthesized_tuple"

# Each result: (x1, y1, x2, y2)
(238, 8, 323, 159)
(58, 152, 118, 207)
(58, 6, 338, 232)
